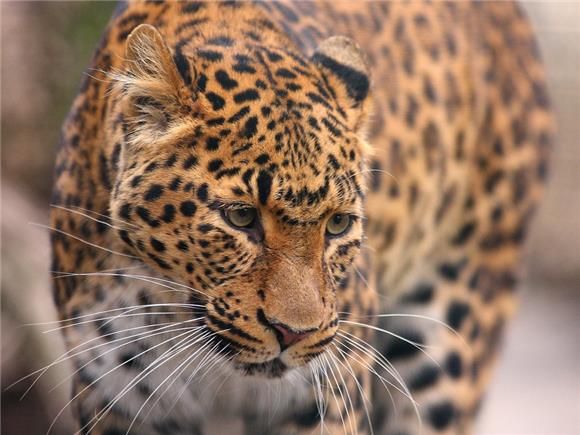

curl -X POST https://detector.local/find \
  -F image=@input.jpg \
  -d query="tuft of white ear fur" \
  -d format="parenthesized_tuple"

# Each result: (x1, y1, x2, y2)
(111, 24, 195, 147)
(123, 25, 182, 98)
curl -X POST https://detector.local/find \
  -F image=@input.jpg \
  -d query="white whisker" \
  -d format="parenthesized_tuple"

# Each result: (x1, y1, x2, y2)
(52, 203, 140, 229)
(50, 323, 205, 395)
(49, 204, 133, 231)
(335, 332, 422, 431)
(331, 346, 373, 435)
(53, 271, 210, 299)
(6, 317, 199, 395)
(50, 328, 200, 435)
(30, 222, 139, 259)
(126, 333, 218, 434)
(82, 329, 212, 434)
(24, 303, 204, 327)
(321, 352, 350, 435)
(42, 311, 199, 334)
(348, 168, 399, 184)
(337, 331, 416, 402)
(338, 312, 469, 350)
(339, 320, 439, 366)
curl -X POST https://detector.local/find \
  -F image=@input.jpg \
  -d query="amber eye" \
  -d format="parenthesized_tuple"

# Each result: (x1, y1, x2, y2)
(326, 213, 352, 236)
(225, 207, 257, 228)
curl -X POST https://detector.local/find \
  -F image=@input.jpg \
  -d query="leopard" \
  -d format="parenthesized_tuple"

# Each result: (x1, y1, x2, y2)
(49, 1, 553, 434)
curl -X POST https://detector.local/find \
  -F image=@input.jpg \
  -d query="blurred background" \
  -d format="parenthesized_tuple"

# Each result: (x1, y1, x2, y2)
(1, 2, 578, 434)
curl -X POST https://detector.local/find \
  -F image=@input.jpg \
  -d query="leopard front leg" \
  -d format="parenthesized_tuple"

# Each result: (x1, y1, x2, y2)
(70, 356, 212, 435)
(368, 254, 520, 435)
(70, 358, 207, 435)
(62, 302, 209, 435)
(274, 357, 375, 435)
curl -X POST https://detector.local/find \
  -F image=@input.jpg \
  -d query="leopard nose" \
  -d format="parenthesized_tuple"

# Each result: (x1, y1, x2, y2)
(271, 323, 316, 351)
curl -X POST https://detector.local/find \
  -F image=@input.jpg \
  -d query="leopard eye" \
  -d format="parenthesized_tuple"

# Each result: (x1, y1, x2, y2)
(225, 207, 257, 228)
(326, 213, 352, 236)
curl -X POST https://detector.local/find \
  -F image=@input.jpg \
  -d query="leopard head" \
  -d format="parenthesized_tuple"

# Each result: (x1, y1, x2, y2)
(109, 24, 372, 377)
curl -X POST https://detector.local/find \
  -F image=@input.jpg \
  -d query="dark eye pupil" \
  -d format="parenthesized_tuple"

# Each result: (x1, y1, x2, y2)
(334, 215, 344, 224)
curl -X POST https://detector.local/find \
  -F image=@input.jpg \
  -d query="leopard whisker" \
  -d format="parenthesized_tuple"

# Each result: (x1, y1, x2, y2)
(339, 312, 470, 350)
(348, 168, 399, 185)
(330, 350, 360, 435)
(321, 352, 350, 435)
(49, 204, 134, 231)
(333, 337, 398, 409)
(333, 340, 401, 414)
(56, 203, 140, 229)
(348, 266, 393, 303)
(336, 333, 422, 430)
(89, 300, 200, 336)
(91, 332, 202, 435)
(359, 241, 376, 252)
(49, 323, 206, 395)
(30, 222, 139, 259)
(26, 302, 204, 327)
(343, 340, 399, 425)
(186, 342, 230, 400)
(83, 328, 216, 435)
(316, 356, 328, 430)
(42, 311, 200, 334)
(144, 333, 235, 429)
(329, 345, 373, 435)
(53, 271, 210, 299)
(317, 355, 332, 432)
(330, 349, 363, 435)
(338, 320, 440, 366)
(334, 337, 423, 432)
(50, 327, 202, 435)
(127, 334, 219, 434)
(309, 357, 326, 434)
(336, 331, 416, 401)
(162, 341, 230, 420)
(198, 349, 239, 409)
(195, 341, 231, 387)
(191, 345, 241, 416)
(51, 263, 145, 277)
(352, 264, 370, 289)
(6, 318, 199, 395)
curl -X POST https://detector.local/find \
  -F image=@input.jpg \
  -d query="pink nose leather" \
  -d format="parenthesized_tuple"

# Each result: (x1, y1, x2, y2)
(272, 323, 314, 348)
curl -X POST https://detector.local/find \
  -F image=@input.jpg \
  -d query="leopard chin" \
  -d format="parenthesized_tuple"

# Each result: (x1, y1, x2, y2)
(235, 358, 289, 378)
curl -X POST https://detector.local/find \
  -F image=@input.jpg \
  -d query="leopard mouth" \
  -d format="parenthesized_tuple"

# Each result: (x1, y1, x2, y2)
(204, 309, 335, 378)
(235, 357, 288, 378)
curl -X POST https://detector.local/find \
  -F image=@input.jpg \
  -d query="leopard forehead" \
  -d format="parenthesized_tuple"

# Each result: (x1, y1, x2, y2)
(116, 42, 369, 221)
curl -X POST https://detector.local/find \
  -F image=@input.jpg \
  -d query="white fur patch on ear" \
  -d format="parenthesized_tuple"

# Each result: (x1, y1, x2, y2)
(126, 25, 174, 79)
(112, 24, 196, 149)
(118, 24, 184, 102)
(312, 36, 371, 106)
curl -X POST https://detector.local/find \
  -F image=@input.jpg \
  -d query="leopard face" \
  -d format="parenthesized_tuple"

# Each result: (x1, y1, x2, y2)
(109, 25, 372, 377)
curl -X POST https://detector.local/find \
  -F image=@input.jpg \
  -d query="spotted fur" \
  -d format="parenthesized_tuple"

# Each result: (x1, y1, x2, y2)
(50, 1, 552, 434)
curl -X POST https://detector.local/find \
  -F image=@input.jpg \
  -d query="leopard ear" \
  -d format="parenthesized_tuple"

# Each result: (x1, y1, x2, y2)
(117, 24, 197, 143)
(311, 36, 372, 133)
